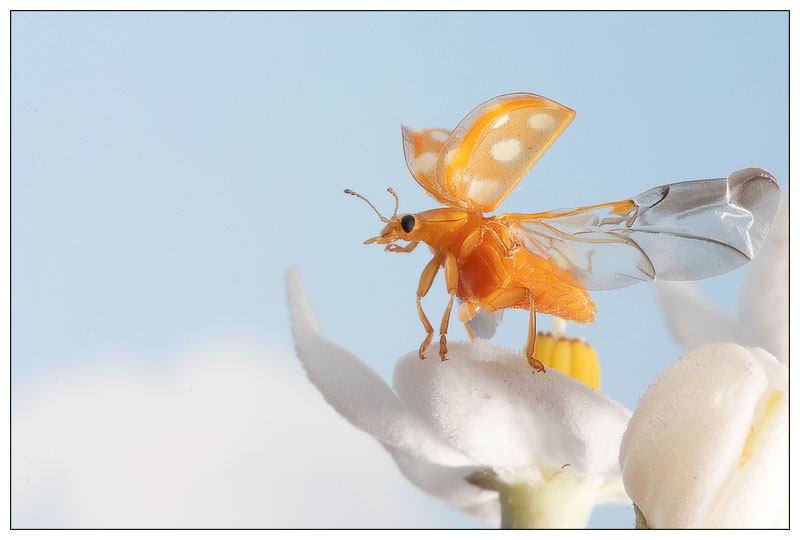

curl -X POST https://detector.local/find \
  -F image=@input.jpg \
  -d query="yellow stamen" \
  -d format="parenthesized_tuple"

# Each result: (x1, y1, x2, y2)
(549, 339, 573, 374)
(570, 340, 600, 391)
(534, 333, 555, 365)
(739, 390, 783, 467)
(534, 332, 601, 391)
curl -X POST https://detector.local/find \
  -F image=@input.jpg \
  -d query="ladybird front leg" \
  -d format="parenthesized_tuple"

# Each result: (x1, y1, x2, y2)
(416, 253, 444, 359)
(386, 240, 419, 253)
(439, 253, 458, 362)
(458, 227, 484, 259)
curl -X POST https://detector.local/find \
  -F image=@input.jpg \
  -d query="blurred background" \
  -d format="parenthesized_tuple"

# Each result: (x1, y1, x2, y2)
(11, 11, 788, 528)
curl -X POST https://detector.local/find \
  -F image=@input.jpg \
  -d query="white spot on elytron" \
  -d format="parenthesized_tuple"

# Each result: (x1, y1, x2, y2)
(413, 151, 437, 174)
(528, 112, 556, 130)
(490, 138, 522, 162)
(444, 148, 456, 164)
(493, 114, 510, 129)
(430, 130, 448, 142)
(467, 179, 504, 205)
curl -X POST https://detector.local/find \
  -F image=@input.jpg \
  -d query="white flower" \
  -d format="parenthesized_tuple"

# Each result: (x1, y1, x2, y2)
(619, 343, 788, 528)
(655, 197, 787, 364)
(286, 268, 631, 528)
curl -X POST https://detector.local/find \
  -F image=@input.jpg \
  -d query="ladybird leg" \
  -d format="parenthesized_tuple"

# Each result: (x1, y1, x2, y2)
(479, 287, 545, 372)
(457, 302, 481, 341)
(484, 226, 516, 256)
(525, 294, 545, 373)
(458, 227, 484, 259)
(464, 321, 475, 342)
(417, 253, 444, 359)
(438, 253, 458, 362)
(459, 223, 511, 259)
(386, 240, 419, 253)
(482, 287, 528, 312)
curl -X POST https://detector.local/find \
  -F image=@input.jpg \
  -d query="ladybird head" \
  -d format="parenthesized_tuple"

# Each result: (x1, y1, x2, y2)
(345, 187, 416, 245)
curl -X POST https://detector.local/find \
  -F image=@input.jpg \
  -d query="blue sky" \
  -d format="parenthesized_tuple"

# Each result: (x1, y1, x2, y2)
(12, 11, 788, 528)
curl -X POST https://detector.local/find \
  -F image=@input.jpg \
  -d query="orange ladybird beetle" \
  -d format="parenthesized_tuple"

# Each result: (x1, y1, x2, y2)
(346, 93, 780, 372)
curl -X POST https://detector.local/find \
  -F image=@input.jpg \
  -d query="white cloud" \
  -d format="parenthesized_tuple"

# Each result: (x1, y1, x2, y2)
(12, 337, 452, 528)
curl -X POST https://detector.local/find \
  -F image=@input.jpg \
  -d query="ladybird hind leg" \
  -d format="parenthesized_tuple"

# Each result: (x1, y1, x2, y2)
(480, 287, 546, 372)
(525, 294, 545, 373)
(416, 253, 444, 359)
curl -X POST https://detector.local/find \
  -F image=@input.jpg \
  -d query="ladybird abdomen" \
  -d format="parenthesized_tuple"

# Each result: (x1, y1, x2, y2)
(508, 250, 597, 324)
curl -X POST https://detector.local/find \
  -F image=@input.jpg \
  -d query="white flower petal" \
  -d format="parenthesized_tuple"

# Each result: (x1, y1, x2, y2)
(620, 343, 788, 528)
(703, 379, 787, 528)
(286, 268, 472, 467)
(739, 196, 788, 364)
(288, 268, 634, 524)
(393, 340, 632, 480)
(386, 446, 500, 524)
(655, 281, 743, 349)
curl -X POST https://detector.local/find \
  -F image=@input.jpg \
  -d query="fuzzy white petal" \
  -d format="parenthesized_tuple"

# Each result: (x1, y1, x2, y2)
(393, 340, 632, 483)
(286, 268, 472, 467)
(739, 196, 788, 364)
(620, 343, 788, 528)
(703, 384, 788, 528)
(386, 446, 500, 524)
(655, 281, 743, 348)
(287, 269, 636, 522)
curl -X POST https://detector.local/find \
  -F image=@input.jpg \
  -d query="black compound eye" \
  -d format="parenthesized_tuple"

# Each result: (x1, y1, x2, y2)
(400, 214, 415, 233)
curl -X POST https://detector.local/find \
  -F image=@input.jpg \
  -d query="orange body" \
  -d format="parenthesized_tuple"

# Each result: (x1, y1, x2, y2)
(413, 209, 596, 324)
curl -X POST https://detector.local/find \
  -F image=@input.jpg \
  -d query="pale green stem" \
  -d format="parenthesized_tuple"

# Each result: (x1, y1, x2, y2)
(498, 471, 599, 529)
(634, 504, 649, 529)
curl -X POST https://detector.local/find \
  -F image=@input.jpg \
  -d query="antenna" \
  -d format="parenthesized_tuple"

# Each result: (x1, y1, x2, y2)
(344, 189, 388, 223)
(387, 187, 399, 218)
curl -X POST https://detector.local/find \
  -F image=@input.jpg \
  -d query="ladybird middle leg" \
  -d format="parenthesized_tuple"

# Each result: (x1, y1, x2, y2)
(481, 286, 528, 313)
(457, 302, 481, 341)
(438, 253, 458, 362)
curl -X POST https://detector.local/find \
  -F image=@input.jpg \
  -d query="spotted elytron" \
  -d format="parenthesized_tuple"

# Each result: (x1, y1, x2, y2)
(346, 93, 780, 372)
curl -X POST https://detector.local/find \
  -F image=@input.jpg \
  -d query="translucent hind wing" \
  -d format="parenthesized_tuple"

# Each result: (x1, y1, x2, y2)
(435, 93, 575, 212)
(466, 305, 504, 339)
(401, 126, 464, 207)
(503, 169, 780, 290)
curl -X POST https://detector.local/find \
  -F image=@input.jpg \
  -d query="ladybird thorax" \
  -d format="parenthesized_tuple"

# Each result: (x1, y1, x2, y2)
(409, 208, 475, 253)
